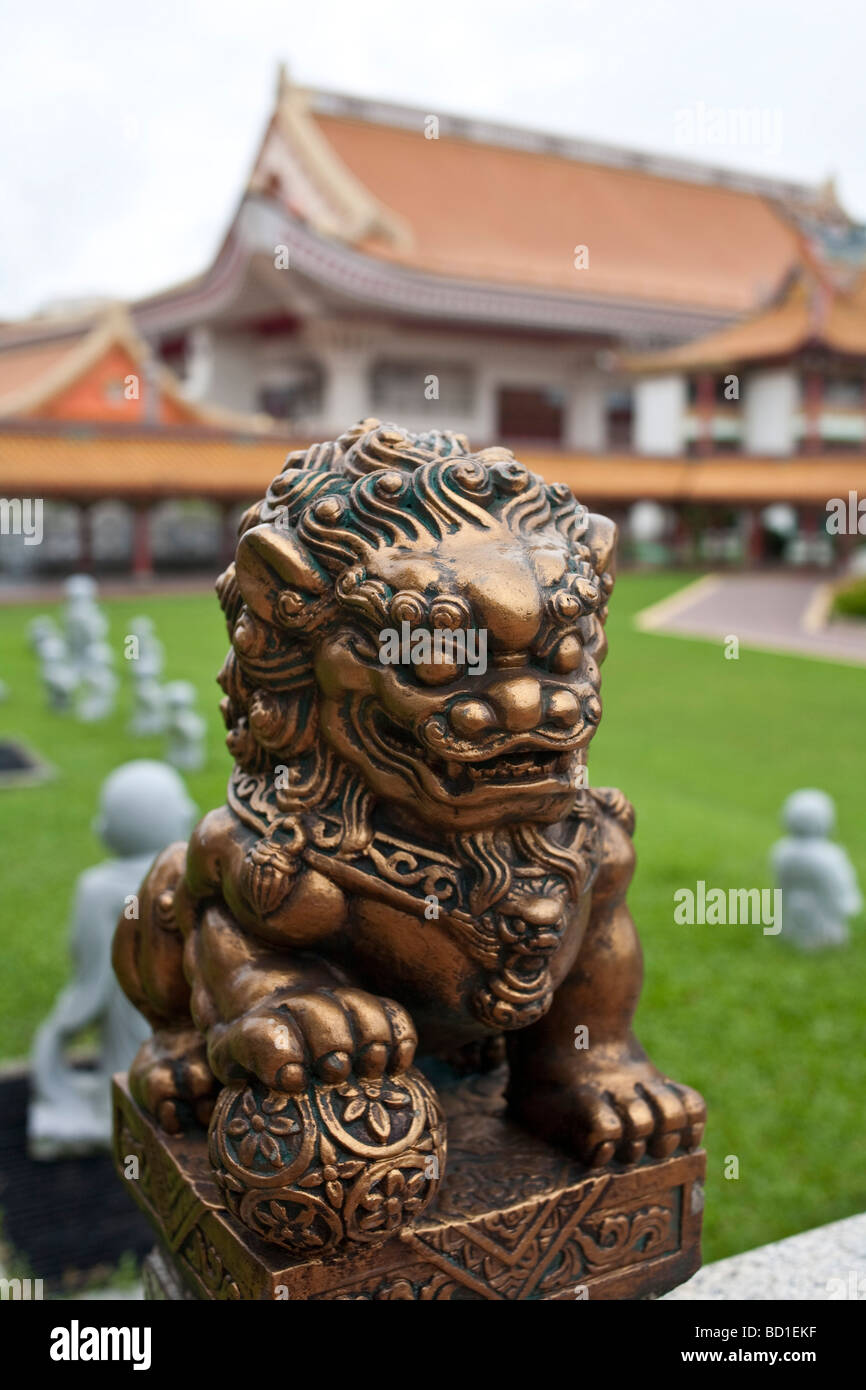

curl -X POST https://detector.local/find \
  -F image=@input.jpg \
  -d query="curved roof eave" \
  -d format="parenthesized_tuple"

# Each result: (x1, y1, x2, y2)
(132, 198, 744, 342)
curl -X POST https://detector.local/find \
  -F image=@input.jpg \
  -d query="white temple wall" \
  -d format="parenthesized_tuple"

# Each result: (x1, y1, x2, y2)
(200, 317, 627, 448)
(204, 330, 261, 412)
(564, 373, 607, 450)
(743, 369, 799, 455)
(633, 375, 686, 455)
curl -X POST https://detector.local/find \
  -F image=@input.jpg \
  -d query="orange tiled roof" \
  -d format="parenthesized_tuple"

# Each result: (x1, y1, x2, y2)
(307, 112, 802, 314)
(821, 269, 866, 355)
(626, 265, 866, 372)
(523, 450, 866, 505)
(0, 431, 287, 500)
(0, 305, 273, 432)
(1, 430, 864, 507)
(0, 337, 82, 398)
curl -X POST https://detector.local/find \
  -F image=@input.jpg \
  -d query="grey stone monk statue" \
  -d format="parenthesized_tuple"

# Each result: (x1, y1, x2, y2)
(771, 789, 862, 951)
(28, 760, 197, 1157)
(128, 616, 167, 736)
(39, 633, 77, 713)
(76, 640, 119, 723)
(64, 574, 108, 677)
(163, 680, 206, 771)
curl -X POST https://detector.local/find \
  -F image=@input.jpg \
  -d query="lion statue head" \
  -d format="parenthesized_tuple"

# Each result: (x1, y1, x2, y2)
(215, 420, 614, 845)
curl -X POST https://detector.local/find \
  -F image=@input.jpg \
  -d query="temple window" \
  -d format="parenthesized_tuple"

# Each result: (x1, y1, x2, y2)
(257, 361, 324, 420)
(371, 361, 475, 414)
(822, 374, 863, 407)
(496, 386, 564, 443)
(605, 388, 633, 448)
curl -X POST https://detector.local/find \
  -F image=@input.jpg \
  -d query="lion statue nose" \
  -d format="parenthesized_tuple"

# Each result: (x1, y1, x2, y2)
(545, 687, 581, 729)
(451, 677, 543, 736)
(449, 698, 496, 738)
(487, 677, 544, 732)
(450, 681, 582, 739)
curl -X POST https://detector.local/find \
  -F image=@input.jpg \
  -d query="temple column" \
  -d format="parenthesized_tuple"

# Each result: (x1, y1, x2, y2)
(836, 522, 854, 571)
(220, 501, 240, 568)
(132, 503, 153, 579)
(564, 373, 606, 451)
(802, 372, 823, 454)
(672, 506, 688, 565)
(78, 503, 94, 573)
(183, 327, 215, 401)
(695, 373, 715, 455)
(798, 505, 820, 564)
(304, 322, 378, 434)
(799, 506, 818, 536)
(744, 507, 765, 565)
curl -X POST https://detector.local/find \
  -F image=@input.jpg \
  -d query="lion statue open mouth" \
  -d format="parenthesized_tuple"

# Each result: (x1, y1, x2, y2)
(114, 420, 704, 1256)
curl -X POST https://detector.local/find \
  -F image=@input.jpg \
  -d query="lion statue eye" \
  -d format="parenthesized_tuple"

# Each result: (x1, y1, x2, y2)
(352, 631, 381, 662)
(550, 635, 582, 673)
(390, 592, 428, 626)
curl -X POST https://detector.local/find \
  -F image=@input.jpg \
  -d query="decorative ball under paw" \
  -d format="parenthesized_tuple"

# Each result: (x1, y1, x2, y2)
(208, 1067, 445, 1256)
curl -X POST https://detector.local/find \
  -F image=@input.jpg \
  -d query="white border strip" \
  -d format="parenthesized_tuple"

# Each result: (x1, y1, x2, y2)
(634, 574, 722, 632)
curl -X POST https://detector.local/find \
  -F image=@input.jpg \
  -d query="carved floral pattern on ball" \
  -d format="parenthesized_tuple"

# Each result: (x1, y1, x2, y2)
(208, 1069, 445, 1254)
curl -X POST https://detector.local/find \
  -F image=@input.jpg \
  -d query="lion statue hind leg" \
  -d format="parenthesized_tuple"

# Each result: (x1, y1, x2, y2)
(113, 841, 220, 1133)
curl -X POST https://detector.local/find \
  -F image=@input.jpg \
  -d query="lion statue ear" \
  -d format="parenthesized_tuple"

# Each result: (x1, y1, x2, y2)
(236, 523, 329, 624)
(584, 513, 617, 583)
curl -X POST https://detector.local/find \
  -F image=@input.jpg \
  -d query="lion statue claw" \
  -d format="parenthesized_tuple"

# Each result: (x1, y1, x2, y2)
(114, 420, 705, 1255)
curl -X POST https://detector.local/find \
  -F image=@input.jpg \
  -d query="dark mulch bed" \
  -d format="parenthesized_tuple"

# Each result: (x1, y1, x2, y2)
(0, 1071, 153, 1292)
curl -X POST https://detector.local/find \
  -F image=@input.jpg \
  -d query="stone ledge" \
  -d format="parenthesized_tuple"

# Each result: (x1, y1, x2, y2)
(663, 1212, 866, 1300)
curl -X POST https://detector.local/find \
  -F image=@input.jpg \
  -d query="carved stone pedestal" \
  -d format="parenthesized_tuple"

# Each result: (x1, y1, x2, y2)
(114, 1072, 704, 1301)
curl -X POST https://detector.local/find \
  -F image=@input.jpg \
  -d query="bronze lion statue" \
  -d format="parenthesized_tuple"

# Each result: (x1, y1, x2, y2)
(114, 420, 704, 1256)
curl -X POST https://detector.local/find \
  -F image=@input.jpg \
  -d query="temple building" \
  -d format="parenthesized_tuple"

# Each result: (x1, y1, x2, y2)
(0, 306, 274, 575)
(0, 303, 270, 431)
(626, 254, 866, 458)
(133, 68, 857, 451)
(2, 66, 866, 574)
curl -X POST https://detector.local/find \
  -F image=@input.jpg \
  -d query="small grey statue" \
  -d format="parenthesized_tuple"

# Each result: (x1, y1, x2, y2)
(64, 574, 108, 676)
(129, 615, 164, 681)
(76, 640, 118, 722)
(771, 789, 862, 950)
(128, 615, 167, 735)
(164, 680, 206, 771)
(28, 760, 197, 1157)
(129, 677, 166, 736)
(29, 614, 61, 656)
(39, 633, 78, 712)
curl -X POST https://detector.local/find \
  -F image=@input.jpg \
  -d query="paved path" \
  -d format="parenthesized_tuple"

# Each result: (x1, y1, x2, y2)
(0, 573, 216, 605)
(636, 573, 866, 666)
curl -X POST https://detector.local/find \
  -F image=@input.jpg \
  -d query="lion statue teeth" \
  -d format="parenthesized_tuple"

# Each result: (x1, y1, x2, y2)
(114, 420, 705, 1255)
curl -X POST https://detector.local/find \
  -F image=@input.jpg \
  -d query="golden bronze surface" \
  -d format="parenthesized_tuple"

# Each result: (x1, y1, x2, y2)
(113, 420, 706, 1296)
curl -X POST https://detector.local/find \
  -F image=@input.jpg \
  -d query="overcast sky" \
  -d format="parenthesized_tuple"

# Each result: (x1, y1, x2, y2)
(1, 0, 864, 320)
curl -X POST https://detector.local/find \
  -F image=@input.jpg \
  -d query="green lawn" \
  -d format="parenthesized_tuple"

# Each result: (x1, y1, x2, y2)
(1, 574, 864, 1263)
